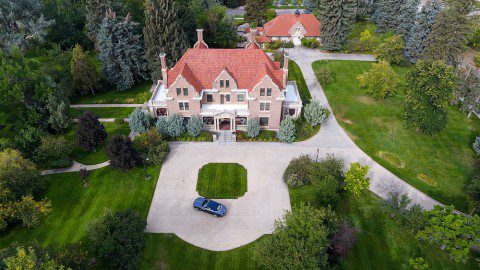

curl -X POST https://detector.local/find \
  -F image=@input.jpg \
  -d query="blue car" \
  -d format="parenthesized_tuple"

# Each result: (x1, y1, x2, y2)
(193, 197, 227, 217)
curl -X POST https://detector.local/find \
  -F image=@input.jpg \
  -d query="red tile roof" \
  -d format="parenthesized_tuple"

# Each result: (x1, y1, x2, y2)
(263, 14, 320, 37)
(167, 48, 284, 93)
(256, 35, 272, 43)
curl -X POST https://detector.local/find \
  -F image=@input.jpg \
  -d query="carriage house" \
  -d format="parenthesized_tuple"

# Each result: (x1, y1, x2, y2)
(148, 29, 302, 131)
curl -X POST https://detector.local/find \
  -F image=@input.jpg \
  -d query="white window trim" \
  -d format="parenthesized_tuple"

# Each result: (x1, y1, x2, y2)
(260, 101, 271, 111)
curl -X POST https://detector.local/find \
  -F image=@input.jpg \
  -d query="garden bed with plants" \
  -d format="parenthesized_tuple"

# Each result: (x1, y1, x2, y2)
(236, 130, 278, 142)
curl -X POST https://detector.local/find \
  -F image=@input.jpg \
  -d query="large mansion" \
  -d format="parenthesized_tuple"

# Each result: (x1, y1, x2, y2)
(255, 13, 321, 47)
(148, 29, 302, 131)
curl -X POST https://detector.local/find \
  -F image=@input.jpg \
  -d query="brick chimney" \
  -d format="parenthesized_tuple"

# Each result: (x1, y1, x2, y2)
(197, 29, 204, 43)
(283, 52, 289, 86)
(193, 29, 208, 49)
(159, 53, 167, 83)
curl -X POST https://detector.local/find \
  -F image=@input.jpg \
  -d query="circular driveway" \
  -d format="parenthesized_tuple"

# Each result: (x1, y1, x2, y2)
(146, 144, 295, 251)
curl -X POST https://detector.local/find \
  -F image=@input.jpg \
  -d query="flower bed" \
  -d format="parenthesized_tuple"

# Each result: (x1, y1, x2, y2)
(236, 130, 279, 142)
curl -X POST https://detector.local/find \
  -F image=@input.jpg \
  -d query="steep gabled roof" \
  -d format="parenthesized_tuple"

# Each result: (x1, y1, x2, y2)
(263, 14, 320, 37)
(167, 48, 284, 93)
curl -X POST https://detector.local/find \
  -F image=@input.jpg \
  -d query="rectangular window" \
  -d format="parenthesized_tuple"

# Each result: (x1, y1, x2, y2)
(225, 94, 231, 102)
(226, 80, 230, 88)
(237, 94, 245, 102)
(220, 80, 224, 88)
(179, 102, 189, 111)
(260, 102, 270, 111)
(260, 88, 265, 96)
(176, 88, 181, 95)
(206, 94, 213, 102)
(267, 88, 272, 96)
(259, 117, 269, 126)
(183, 88, 188, 96)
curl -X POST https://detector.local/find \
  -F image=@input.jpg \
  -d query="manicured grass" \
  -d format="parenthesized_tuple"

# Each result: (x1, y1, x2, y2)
(0, 164, 160, 248)
(70, 107, 135, 119)
(65, 122, 131, 165)
(141, 234, 258, 270)
(312, 60, 480, 211)
(70, 82, 152, 104)
(197, 163, 247, 199)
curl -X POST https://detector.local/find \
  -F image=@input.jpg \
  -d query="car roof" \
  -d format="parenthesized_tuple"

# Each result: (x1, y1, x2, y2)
(206, 200, 221, 209)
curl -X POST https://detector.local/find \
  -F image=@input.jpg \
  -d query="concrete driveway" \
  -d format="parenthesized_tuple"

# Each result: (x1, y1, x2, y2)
(146, 144, 295, 251)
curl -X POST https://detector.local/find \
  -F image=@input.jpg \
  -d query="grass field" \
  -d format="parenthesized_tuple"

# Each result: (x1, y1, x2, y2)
(70, 107, 135, 119)
(64, 122, 131, 165)
(70, 82, 152, 104)
(197, 163, 247, 199)
(312, 60, 480, 211)
(141, 234, 258, 270)
(0, 164, 160, 248)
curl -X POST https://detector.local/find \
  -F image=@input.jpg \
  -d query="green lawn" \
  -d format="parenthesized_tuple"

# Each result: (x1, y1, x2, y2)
(70, 82, 152, 104)
(312, 60, 480, 211)
(65, 122, 131, 165)
(197, 163, 247, 199)
(70, 107, 135, 119)
(141, 234, 258, 270)
(0, 164, 160, 248)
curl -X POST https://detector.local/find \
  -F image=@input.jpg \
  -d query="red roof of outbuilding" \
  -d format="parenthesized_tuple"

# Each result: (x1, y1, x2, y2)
(167, 48, 284, 93)
(256, 35, 272, 43)
(263, 14, 320, 37)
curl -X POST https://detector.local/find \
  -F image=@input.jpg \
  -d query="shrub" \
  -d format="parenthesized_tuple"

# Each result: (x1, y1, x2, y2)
(13, 195, 52, 228)
(467, 175, 480, 211)
(186, 116, 204, 137)
(14, 126, 44, 158)
(114, 117, 124, 124)
(329, 221, 357, 262)
(356, 29, 377, 52)
(155, 117, 168, 136)
(34, 136, 73, 168)
(246, 118, 260, 138)
(475, 53, 480, 67)
(301, 38, 319, 48)
(268, 40, 283, 50)
(409, 257, 429, 270)
(134, 129, 169, 165)
(374, 35, 405, 65)
(0, 138, 12, 151)
(308, 154, 344, 206)
(358, 61, 400, 99)
(303, 100, 329, 127)
(76, 111, 107, 151)
(313, 175, 341, 206)
(272, 49, 285, 67)
(314, 66, 334, 85)
(473, 136, 480, 156)
(277, 117, 296, 143)
(105, 135, 140, 171)
(87, 210, 146, 269)
(309, 154, 345, 182)
(166, 114, 185, 138)
(344, 162, 370, 196)
(284, 155, 314, 187)
(282, 41, 294, 48)
(128, 108, 150, 133)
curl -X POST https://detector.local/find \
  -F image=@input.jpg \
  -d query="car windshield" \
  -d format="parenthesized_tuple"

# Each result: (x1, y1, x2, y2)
(202, 199, 209, 207)
(206, 200, 221, 211)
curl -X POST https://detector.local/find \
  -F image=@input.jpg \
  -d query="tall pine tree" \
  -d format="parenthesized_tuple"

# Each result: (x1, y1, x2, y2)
(85, 0, 112, 47)
(422, 0, 474, 66)
(372, 0, 419, 36)
(303, 0, 317, 14)
(244, 0, 269, 26)
(404, 0, 441, 63)
(98, 10, 148, 91)
(317, 0, 356, 50)
(144, 0, 190, 80)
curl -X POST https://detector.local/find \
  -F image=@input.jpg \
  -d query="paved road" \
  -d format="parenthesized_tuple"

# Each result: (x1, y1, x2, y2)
(227, 7, 305, 16)
(146, 48, 444, 251)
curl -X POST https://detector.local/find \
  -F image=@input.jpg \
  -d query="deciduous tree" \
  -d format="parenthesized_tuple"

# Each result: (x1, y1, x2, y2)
(85, 0, 112, 47)
(344, 162, 370, 196)
(404, 60, 457, 134)
(34, 136, 73, 168)
(244, 0, 269, 26)
(374, 35, 405, 65)
(358, 61, 400, 99)
(105, 135, 140, 170)
(76, 111, 107, 151)
(71, 44, 101, 96)
(128, 108, 150, 133)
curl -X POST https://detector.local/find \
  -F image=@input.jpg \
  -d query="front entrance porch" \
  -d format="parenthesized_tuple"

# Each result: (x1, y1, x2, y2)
(219, 118, 231, 130)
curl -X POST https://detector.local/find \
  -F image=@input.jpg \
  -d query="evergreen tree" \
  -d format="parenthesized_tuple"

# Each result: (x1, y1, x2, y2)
(317, 0, 356, 50)
(404, 60, 457, 134)
(0, 0, 54, 52)
(46, 94, 72, 132)
(85, 0, 112, 47)
(244, 0, 269, 26)
(144, 0, 190, 80)
(277, 117, 296, 143)
(105, 135, 140, 170)
(422, 0, 474, 66)
(204, 5, 238, 48)
(128, 108, 150, 133)
(372, 0, 419, 36)
(98, 11, 148, 91)
(186, 116, 204, 137)
(246, 118, 260, 138)
(303, 0, 317, 14)
(71, 44, 101, 95)
(76, 111, 108, 151)
(404, 0, 442, 63)
(456, 68, 480, 118)
(176, 0, 198, 45)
